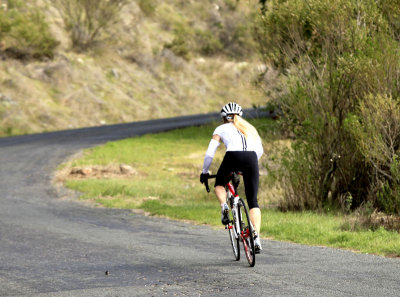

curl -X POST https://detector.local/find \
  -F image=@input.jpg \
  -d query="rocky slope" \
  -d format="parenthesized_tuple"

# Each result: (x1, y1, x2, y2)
(0, 0, 266, 136)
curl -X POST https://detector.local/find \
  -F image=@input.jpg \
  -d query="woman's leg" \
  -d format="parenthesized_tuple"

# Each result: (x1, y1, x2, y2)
(215, 185, 227, 205)
(249, 207, 261, 235)
(242, 152, 261, 234)
(214, 153, 232, 206)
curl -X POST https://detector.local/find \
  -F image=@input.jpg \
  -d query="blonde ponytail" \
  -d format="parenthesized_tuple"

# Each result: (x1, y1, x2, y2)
(233, 115, 260, 141)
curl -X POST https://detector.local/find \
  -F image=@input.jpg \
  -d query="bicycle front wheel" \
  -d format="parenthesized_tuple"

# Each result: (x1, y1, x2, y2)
(228, 219, 240, 261)
(238, 198, 255, 267)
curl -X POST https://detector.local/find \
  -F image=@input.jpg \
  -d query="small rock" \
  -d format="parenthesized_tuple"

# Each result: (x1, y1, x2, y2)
(119, 164, 137, 175)
(110, 69, 119, 79)
(256, 64, 267, 74)
(196, 58, 206, 64)
(81, 167, 92, 176)
(0, 93, 15, 104)
(70, 167, 92, 176)
(259, 167, 268, 176)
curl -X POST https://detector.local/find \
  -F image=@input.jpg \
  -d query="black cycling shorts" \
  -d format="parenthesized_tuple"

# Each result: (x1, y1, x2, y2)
(215, 151, 259, 209)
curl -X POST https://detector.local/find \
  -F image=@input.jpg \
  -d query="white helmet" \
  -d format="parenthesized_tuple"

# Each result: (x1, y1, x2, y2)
(220, 102, 243, 118)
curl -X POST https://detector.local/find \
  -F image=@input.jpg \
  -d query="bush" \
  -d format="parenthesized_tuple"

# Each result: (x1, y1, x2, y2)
(137, 0, 157, 16)
(0, 11, 12, 40)
(256, 0, 400, 213)
(160, 1, 259, 60)
(163, 23, 193, 60)
(212, 3, 258, 58)
(194, 29, 223, 56)
(0, 1, 58, 60)
(345, 94, 400, 214)
(52, 0, 127, 51)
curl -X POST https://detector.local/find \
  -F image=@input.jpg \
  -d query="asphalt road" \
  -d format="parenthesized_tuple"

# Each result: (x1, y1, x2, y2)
(1, 111, 400, 297)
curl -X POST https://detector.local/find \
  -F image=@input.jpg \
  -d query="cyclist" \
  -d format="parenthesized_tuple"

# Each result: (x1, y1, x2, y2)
(200, 102, 264, 253)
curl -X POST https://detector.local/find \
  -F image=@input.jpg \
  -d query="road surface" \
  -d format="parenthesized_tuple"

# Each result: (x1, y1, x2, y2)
(1, 111, 400, 296)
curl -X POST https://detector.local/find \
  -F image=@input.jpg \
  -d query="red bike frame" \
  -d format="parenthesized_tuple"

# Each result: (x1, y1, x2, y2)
(203, 173, 255, 266)
(224, 178, 252, 254)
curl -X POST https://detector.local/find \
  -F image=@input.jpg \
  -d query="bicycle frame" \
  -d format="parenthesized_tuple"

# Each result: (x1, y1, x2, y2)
(203, 173, 256, 266)
(225, 183, 241, 239)
(204, 174, 252, 241)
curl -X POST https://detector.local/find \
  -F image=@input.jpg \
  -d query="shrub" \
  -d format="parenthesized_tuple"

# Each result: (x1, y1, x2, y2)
(52, 0, 128, 51)
(0, 1, 58, 60)
(0, 11, 12, 40)
(161, 1, 259, 59)
(163, 23, 193, 60)
(194, 29, 223, 56)
(345, 94, 400, 214)
(256, 0, 400, 213)
(212, 4, 258, 58)
(137, 0, 157, 16)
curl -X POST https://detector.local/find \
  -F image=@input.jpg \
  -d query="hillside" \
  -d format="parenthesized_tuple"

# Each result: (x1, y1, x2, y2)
(0, 0, 267, 136)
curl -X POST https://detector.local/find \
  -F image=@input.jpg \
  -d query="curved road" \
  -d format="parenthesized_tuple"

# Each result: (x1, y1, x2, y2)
(1, 111, 400, 297)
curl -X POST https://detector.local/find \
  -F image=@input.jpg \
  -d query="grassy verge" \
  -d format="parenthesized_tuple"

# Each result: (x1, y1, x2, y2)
(58, 119, 400, 257)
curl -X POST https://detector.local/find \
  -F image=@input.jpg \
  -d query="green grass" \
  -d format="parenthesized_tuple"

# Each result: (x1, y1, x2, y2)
(263, 210, 400, 256)
(60, 119, 400, 257)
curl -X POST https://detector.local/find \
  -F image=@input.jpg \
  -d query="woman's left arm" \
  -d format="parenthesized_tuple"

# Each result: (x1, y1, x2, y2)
(201, 134, 221, 174)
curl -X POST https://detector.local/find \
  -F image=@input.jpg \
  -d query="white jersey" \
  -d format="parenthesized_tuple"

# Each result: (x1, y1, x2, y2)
(213, 123, 263, 159)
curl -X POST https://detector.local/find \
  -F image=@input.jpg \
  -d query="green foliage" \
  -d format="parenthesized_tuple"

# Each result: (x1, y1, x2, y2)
(194, 29, 223, 56)
(377, 179, 400, 215)
(52, 0, 128, 51)
(223, 0, 239, 11)
(164, 23, 192, 60)
(160, 1, 258, 59)
(256, 0, 400, 213)
(214, 7, 258, 58)
(164, 25, 225, 59)
(137, 0, 157, 16)
(377, 0, 400, 41)
(0, 1, 59, 59)
(0, 11, 12, 40)
(345, 95, 400, 214)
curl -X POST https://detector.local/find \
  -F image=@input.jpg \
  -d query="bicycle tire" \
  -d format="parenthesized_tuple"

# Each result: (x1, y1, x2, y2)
(238, 198, 255, 267)
(228, 215, 240, 261)
(227, 193, 240, 261)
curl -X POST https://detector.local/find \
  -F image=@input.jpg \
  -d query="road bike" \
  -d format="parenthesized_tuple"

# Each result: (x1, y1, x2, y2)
(204, 173, 256, 267)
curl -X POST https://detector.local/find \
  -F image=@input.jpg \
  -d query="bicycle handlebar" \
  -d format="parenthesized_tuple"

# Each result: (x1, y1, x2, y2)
(203, 171, 242, 193)
(204, 174, 217, 193)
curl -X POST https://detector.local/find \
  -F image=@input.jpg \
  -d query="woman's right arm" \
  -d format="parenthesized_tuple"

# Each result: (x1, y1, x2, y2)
(256, 137, 264, 160)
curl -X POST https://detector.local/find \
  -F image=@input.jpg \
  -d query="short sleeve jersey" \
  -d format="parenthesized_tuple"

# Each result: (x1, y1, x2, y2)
(213, 123, 263, 158)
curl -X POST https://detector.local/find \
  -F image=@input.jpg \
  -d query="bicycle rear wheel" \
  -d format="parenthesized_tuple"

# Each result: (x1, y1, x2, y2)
(228, 218, 240, 261)
(238, 198, 255, 267)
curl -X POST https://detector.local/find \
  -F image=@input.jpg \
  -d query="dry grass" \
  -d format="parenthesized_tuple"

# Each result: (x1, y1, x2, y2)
(0, 0, 266, 136)
(343, 210, 400, 232)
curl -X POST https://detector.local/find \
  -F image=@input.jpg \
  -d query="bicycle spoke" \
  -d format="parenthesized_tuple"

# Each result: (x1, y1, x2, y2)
(228, 221, 240, 261)
(238, 198, 255, 267)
